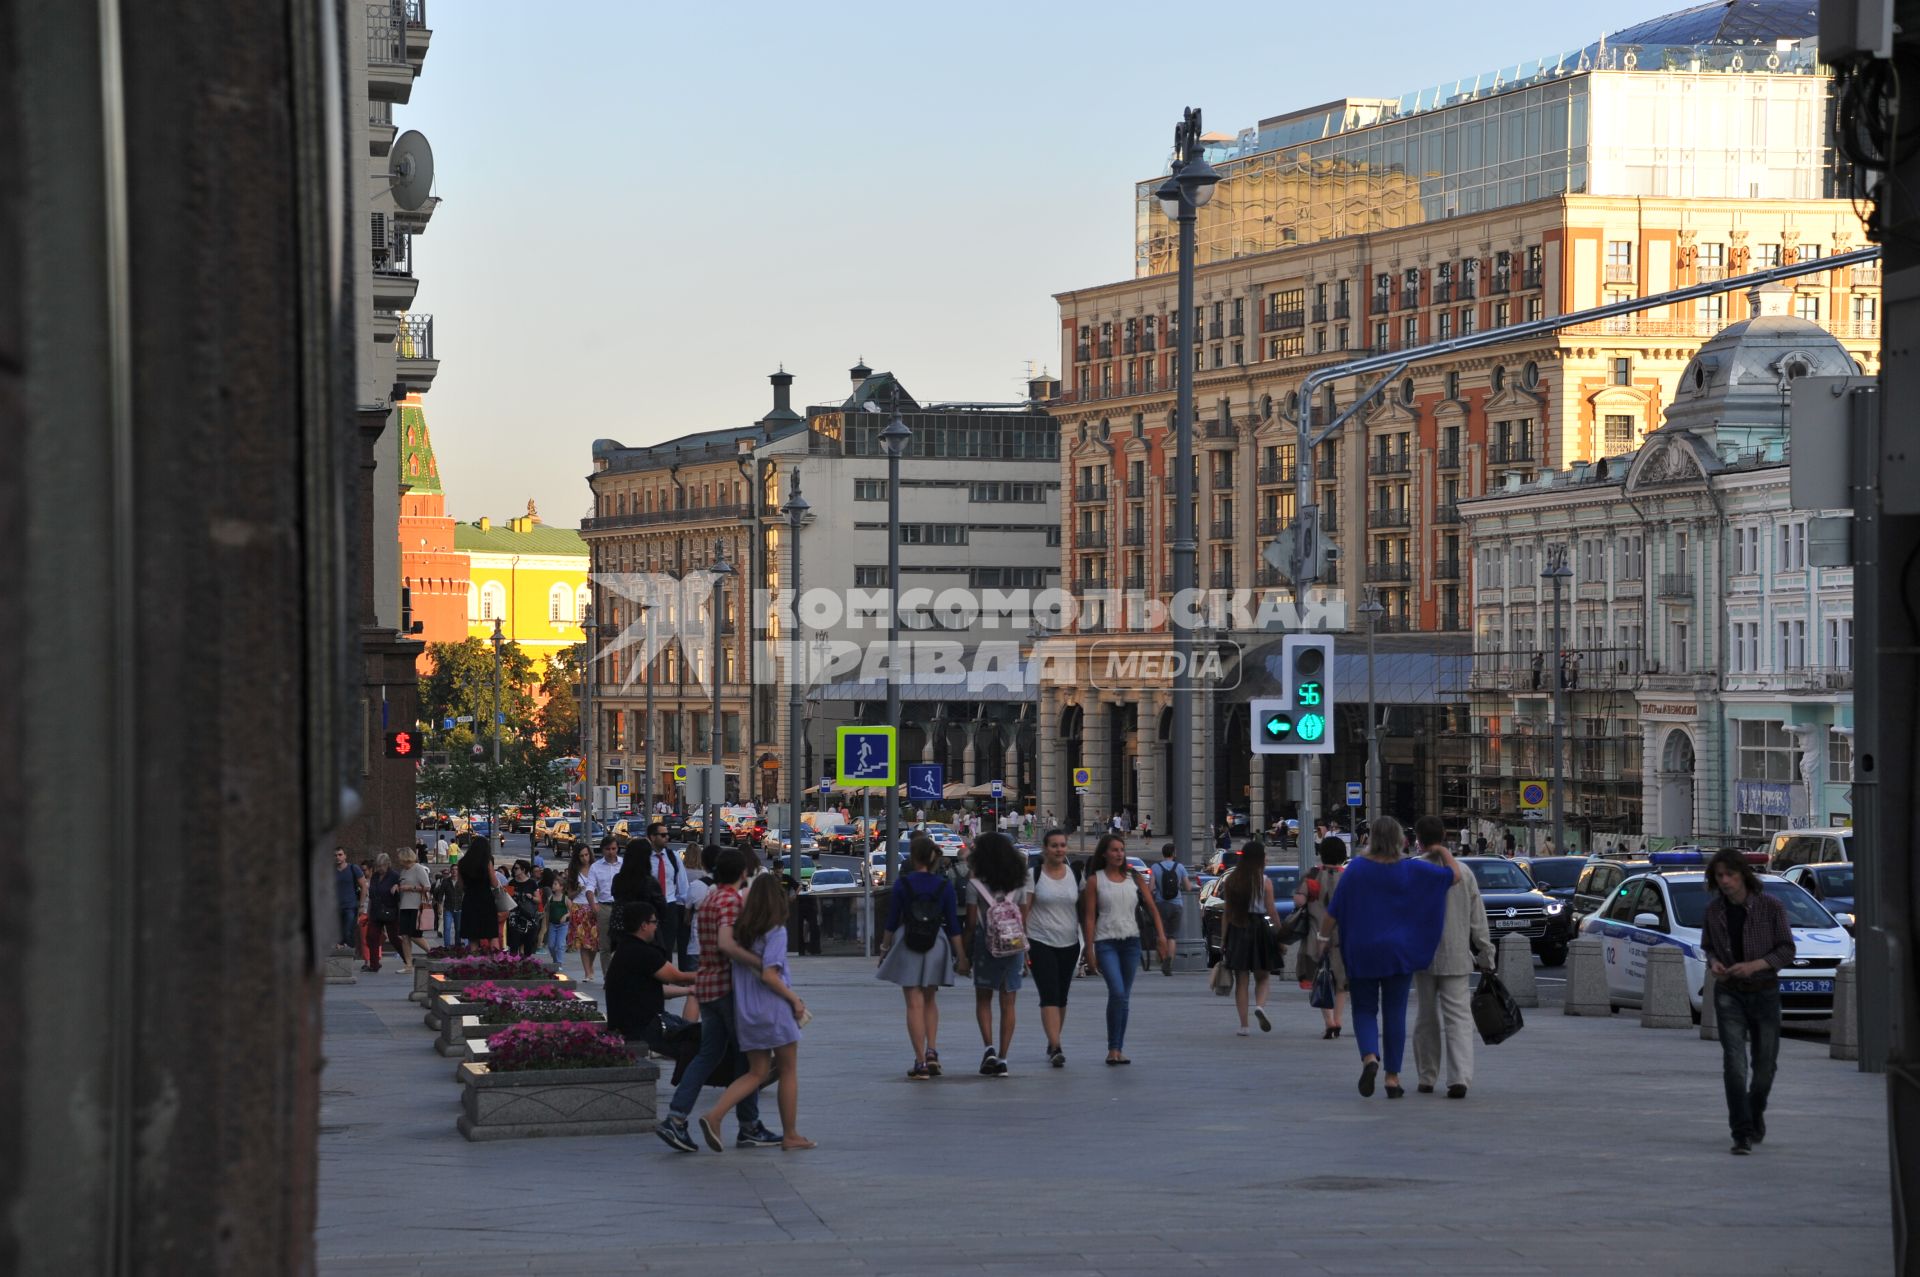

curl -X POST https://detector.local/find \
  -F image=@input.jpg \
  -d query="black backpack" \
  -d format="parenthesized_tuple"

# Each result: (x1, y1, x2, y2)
(1157, 861, 1181, 902)
(902, 880, 946, 953)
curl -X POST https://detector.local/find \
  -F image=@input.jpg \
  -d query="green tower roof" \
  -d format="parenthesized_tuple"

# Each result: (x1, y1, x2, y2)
(399, 401, 441, 494)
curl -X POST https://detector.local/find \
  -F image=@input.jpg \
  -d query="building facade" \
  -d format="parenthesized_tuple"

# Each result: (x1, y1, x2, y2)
(1465, 310, 1856, 850)
(457, 510, 588, 665)
(397, 397, 468, 666)
(1039, 5, 1878, 839)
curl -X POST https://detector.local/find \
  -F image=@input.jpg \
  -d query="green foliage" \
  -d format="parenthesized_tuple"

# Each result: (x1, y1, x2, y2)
(536, 647, 582, 754)
(419, 637, 539, 746)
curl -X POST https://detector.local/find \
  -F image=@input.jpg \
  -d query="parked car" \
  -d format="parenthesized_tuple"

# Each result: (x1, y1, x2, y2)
(805, 867, 859, 895)
(1513, 855, 1584, 912)
(1578, 865, 1853, 1018)
(1781, 862, 1857, 930)
(868, 849, 892, 887)
(547, 817, 608, 852)
(1768, 827, 1854, 872)
(768, 853, 817, 885)
(1572, 858, 1653, 928)
(535, 809, 581, 846)
(1461, 857, 1574, 966)
(1201, 864, 1302, 965)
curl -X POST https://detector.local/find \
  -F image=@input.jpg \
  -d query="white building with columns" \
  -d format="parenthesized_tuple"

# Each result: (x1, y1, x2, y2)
(1464, 307, 1856, 850)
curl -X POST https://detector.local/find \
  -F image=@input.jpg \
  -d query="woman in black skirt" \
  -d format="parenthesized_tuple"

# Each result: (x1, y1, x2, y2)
(1220, 840, 1285, 1036)
(456, 836, 501, 950)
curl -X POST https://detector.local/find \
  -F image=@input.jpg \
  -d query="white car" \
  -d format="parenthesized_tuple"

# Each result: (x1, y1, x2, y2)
(806, 867, 860, 895)
(1577, 865, 1854, 1019)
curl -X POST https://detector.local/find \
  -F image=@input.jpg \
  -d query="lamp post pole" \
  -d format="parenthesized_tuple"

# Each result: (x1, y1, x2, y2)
(641, 600, 654, 820)
(880, 400, 913, 885)
(582, 603, 596, 832)
(1155, 108, 1218, 869)
(489, 617, 503, 844)
(708, 540, 733, 851)
(1360, 593, 1384, 829)
(782, 470, 809, 892)
(1543, 547, 1572, 855)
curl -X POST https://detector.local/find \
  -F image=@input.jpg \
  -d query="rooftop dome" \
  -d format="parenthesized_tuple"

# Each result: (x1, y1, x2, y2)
(1603, 1, 1819, 48)
(1661, 314, 1854, 439)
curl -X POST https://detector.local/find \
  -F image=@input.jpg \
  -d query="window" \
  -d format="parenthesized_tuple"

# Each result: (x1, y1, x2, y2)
(970, 481, 1044, 503)
(1853, 295, 1879, 327)
(1336, 326, 1349, 349)
(1794, 294, 1821, 323)
(1827, 616, 1853, 668)
(1402, 317, 1418, 347)
(1445, 371, 1460, 399)
(900, 524, 968, 545)
(478, 581, 506, 622)
(1830, 729, 1853, 784)
(853, 565, 886, 588)
(1698, 242, 1726, 277)
(1459, 307, 1475, 335)
(1494, 300, 1511, 327)
(1734, 525, 1761, 575)
(1437, 311, 1453, 339)
(1374, 320, 1389, 349)
(1669, 620, 1690, 674)
(1578, 537, 1605, 583)
(577, 583, 591, 620)
(1731, 621, 1760, 673)
(1701, 293, 1726, 324)
(1777, 618, 1808, 669)
(1610, 357, 1632, 386)
(1778, 521, 1807, 570)
(1603, 414, 1635, 453)
(1799, 243, 1823, 261)
(1755, 243, 1783, 269)
(1211, 345, 1224, 369)
(1739, 719, 1800, 784)
(1605, 239, 1633, 282)
(854, 478, 888, 501)
(549, 583, 572, 623)
(1526, 298, 1545, 323)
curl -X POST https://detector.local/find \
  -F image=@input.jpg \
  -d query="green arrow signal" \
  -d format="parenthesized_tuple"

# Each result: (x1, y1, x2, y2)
(1264, 714, 1292, 739)
(1296, 712, 1326, 743)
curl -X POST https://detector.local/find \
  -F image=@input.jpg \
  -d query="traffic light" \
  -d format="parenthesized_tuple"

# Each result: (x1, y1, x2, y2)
(384, 730, 415, 759)
(1250, 634, 1336, 755)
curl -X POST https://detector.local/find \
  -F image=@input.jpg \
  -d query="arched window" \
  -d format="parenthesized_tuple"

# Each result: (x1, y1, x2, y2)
(479, 581, 506, 621)
(549, 583, 571, 622)
(576, 583, 591, 621)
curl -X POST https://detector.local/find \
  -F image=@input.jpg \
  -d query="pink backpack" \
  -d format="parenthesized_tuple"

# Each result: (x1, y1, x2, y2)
(976, 881, 1027, 958)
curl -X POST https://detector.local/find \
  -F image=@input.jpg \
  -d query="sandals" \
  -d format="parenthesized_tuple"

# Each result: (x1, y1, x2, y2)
(924, 1048, 942, 1077)
(907, 1062, 930, 1081)
(781, 1136, 817, 1151)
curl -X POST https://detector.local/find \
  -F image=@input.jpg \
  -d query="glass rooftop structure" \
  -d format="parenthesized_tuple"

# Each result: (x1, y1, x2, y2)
(1132, 2, 1835, 276)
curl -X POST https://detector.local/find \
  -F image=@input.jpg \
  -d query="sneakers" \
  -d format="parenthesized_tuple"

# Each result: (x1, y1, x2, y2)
(736, 1124, 782, 1148)
(1446, 1084, 1468, 1099)
(1049, 1048, 1065, 1069)
(1731, 1138, 1751, 1155)
(981, 1049, 1000, 1076)
(1236, 1026, 1250, 1037)
(1253, 1006, 1271, 1033)
(656, 1117, 697, 1154)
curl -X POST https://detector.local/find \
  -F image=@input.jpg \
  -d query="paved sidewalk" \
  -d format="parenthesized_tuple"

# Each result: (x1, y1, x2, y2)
(318, 956, 1889, 1276)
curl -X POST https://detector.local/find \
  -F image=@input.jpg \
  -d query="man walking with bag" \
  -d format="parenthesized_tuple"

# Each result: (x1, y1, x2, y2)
(1152, 843, 1187, 975)
(1701, 848, 1794, 1154)
(1412, 817, 1492, 1098)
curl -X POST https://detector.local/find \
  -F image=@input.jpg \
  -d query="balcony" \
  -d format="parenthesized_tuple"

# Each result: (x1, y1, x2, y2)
(1372, 291, 1393, 315)
(1855, 264, 1883, 287)
(1436, 448, 1462, 470)
(1202, 418, 1235, 441)
(580, 503, 751, 532)
(1122, 337, 1137, 355)
(1491, 442, 1534, 464)
(1432, 556, 1462, 579)
(1209, 519, 1236, 541)
(368, 100, 395, 157)
(370, 219, 417, 309)
(1319, 512, 1338, 534)
(366, 2, 417, 103)
(1256, 515, 1284, 537)
(1124, 572, 1147, 591)
(1122, 525, 1146, 547)
(1784, 665, 1855, 691)
(1267, 308, 1305, 331)
(1210, 470, 1236, 490)
(1657, 572, 1694, 599)
(1323, 562, 1341, 586)
(1401, 287, 1421, 309)
(1210, 567, 1236, 588)
(395, 313, 438, 391)
(1439, 611, 1465, 632)
(1697, 264, 1727, 281)
(1126, 477, 1147, 498)
(1317, 461, 1339, 483)
(1142, 334, 1158, 352)
(1433, 503, 1461, 525)
(1079, 529, 1109, 549)
(1366, 562, 1412, 583)
(1333, 298, 1351, 320)
(1311, 303, 1328, 323)
(1368, 453, 1411, 475)
(1371, 508, 1411, 529)
(1208, 322, 1224, 341)
(1523, 266, 1544, 289)
(1230, 317, 1246, 337)
(1075, 484, 1108, 503)
(1076, 343, 1091, 362)
(1258, 462, 1293, 485)
(1376, 615, 1413, 633)
(1434, 281, 1453, 303)
(1457, 279, 1476, 301)
(1488, 273, 1511, 295)
(1097, 342, 1114, 359)
(1258, 563, 1285, 587)
(1075, 576, 1110, 594)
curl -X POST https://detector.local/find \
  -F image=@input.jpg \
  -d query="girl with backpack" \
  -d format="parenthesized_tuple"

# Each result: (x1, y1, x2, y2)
(876, 835, 962, 1080)
(1079, 834, 1171, 1065)
(956, 832, 1031, 1076)
(1219, 840, 1285, 1036)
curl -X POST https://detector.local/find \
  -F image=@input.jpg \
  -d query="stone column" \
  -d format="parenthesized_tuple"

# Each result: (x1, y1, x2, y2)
(1003, 733, 1020, 800)
(1037, 685, 1061, 826)
(1082, 695, 1110, 832)
(1183, 686, 1212, 852)
(1134, 692, 1161, 839)
(962, 732, 978, 787)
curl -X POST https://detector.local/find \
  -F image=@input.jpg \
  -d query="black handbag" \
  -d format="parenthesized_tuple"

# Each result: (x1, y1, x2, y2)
(1309, 960, 1337, 1009)
(1471, 969, 1525, 1045)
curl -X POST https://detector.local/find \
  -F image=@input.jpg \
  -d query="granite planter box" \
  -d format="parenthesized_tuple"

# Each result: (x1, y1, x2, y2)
(456, 1058, 658, 1141)
(324, 950, 358, 986)
(434, 1000, 603, 1056)
(422, 972, 571, 1030)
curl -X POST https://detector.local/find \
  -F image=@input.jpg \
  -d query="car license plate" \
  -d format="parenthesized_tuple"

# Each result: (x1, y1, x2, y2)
(1494, 918, 1530, 928)
(1780, 978, 1833, 995)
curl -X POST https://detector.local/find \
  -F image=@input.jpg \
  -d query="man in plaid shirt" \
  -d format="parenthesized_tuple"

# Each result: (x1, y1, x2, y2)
(1701, 849, 1796, 1155)
(657, 848, 782, 1153)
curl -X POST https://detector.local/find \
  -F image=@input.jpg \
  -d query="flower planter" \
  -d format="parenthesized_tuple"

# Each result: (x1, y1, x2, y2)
(456, 1058, 658, 1141)
(434, 1000, 602, 1056)
(455, 1037, 492, 1082)
(423, 972, 571, 1030)
(324, 951, 358, 986)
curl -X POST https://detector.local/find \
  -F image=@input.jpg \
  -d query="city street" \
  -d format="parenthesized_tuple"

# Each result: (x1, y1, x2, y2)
(317, 954, 1886, 1276)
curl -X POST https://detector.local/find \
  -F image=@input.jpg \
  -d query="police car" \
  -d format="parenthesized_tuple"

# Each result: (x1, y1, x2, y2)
(1576, 853, 1854, 1019)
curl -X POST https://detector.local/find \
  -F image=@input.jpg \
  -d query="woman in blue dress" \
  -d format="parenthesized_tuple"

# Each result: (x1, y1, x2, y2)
(702, 873, 814, 1151)
(1322, 816, 1463, 1099)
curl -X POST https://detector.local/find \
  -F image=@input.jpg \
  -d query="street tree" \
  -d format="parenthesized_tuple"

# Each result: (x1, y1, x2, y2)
(536, 647, 582, 754)
(419, 637, 538, 746)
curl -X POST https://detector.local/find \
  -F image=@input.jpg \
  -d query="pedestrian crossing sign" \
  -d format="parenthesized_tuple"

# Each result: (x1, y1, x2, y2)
(836, 726, 897, 788)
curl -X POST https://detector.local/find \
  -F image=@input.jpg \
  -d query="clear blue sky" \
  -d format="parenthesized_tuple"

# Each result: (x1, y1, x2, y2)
(401, 0, 1666, 524)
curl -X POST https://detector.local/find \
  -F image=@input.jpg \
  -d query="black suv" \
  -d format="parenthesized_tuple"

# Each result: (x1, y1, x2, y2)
(1462, 857, 1574, 966)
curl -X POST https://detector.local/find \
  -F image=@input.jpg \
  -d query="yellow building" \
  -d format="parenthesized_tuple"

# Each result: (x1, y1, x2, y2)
(456, 504, 588, 662)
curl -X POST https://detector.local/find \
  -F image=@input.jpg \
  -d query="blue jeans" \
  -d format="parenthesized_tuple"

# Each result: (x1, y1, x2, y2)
(1716, 984, 1781, 1140)
(336, 905, 356, 948)
(668, 992, 762, 1128)
(546, 919, 569, 966)
(1095, 937, 1142, 1051)
(441, 909, 461, 949)
(1349, 973, 1414, 1073)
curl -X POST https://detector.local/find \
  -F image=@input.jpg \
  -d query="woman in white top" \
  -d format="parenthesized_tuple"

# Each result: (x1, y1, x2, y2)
(392, 847, 433, 972)
(1079, 833, 1170, 1065)
(1026, 829, 1082, 1068)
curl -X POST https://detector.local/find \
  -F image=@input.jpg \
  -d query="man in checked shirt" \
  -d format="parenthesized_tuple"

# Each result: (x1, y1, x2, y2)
(1701, 849, 1796, 1155)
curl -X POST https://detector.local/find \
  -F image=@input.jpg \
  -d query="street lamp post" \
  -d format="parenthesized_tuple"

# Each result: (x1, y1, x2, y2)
(581, 603, 596, 833)
(1360, 592, 1384, 829)
(1543, 546, 1573, 855)
(489, 616, 503, 844)
(707, 540, 733, 853)
(1155, 107, 1220, 869)
(640, 599, 654, 820)
(782, 469, 809, 892)
(879, 399, 913, 885)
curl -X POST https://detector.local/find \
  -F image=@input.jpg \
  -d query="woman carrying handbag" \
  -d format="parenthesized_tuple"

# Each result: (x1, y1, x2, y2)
(1294, 835, 1349, 1039)
(1217, 841, 1285, 1036)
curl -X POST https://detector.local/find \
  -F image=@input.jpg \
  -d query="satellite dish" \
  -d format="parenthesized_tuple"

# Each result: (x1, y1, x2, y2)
(389, 130, 435, 211)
